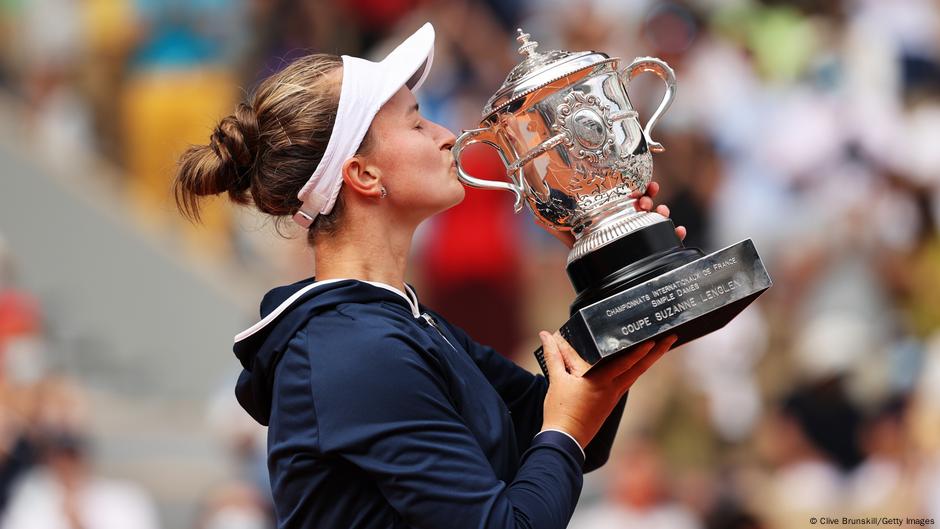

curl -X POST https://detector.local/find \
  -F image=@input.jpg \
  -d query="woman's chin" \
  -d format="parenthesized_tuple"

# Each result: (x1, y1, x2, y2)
(420, 186, 466, 220)
(446, 185, 467, 209)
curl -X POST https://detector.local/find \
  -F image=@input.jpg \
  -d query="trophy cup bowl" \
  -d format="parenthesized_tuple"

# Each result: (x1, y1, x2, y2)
(454, 30, 772, 377)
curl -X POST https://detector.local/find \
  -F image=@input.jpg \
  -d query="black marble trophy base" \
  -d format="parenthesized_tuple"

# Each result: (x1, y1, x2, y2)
(535, 220, 772, 379)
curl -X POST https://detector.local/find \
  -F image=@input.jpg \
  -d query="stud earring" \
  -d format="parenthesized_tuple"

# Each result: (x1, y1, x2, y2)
(380, 186, 388, 198)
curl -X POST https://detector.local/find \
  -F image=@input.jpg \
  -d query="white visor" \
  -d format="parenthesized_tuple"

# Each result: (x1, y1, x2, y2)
(292, 23, 435, 228)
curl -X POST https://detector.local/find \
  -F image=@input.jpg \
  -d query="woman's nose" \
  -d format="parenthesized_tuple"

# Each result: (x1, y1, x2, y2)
(442, 133, 456, 151)
(435, 122, 456, 150)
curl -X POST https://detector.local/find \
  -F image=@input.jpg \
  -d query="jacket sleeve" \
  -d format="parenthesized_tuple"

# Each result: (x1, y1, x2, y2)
(308, 330, 584, 529)
(439, 317, 628, 473)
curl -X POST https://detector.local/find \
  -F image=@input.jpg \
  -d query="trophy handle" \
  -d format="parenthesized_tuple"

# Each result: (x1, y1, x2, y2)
(621, 57, 676, 153)
(453, 126, 525, 212)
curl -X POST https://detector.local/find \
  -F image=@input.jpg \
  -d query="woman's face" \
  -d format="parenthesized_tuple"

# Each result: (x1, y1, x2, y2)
(363, 87, 464, 223)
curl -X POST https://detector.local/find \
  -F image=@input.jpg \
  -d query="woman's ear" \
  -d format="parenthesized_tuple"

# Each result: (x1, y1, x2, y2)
(341, 156, 383, 199)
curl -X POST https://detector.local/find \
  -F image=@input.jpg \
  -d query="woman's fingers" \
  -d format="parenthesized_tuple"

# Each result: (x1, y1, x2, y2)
(543, 329, 679, 388)
(675, 225, 687, 241)
(654, 204, 687, 241)
(587, 340, 657, 382)
(628, 181, 659, 200)
(634, 189, 687, 241)
(613, 335, 678, 389)
(538, 331, 568, 380)
(553, 331, 591, 375)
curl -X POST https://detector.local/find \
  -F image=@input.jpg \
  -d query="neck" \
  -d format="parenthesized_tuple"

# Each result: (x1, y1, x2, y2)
(312, 210, 416, 292)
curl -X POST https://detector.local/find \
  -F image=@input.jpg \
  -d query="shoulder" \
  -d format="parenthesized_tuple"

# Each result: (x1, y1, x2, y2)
(300, 311, 459, 432)
(305, 303, 423, 351)
(302, 306, 441, 384)
(259, 277, 317, 317)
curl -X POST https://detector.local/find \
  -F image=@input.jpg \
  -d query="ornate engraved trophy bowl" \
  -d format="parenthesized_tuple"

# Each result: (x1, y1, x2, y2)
(454, 30, 772, 376)
(453, 30, 677, 266)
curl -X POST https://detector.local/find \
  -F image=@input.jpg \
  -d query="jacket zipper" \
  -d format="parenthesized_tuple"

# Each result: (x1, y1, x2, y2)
(421, 312, 458, 352)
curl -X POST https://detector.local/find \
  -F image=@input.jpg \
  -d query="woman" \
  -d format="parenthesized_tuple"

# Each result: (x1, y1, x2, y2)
(174, 23, 683, 529)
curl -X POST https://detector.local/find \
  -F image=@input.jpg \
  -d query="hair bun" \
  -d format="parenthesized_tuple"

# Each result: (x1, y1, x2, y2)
(174, 53, 344, 224)
(210, 103, 260, 194)
(173, 103, 263, 220)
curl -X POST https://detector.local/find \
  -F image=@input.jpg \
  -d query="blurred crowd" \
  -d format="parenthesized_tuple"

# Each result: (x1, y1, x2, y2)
(0, 236, 275, 528)
(2, 0, 940, 528)
(0, 235, 162, 529)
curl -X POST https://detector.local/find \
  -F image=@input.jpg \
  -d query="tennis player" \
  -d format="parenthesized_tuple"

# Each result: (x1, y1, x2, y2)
(174, 22, 683, 529)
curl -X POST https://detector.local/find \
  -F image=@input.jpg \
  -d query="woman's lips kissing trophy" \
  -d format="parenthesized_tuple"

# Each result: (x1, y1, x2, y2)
(452, 30, 773, 379)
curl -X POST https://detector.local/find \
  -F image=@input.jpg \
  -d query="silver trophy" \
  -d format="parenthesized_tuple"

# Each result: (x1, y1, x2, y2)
(454, 30, 772, 374)
(454, 30, 675, 265)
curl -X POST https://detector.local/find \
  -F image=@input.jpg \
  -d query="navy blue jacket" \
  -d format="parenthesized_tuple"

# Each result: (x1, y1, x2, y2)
(233, 278, 627, 529)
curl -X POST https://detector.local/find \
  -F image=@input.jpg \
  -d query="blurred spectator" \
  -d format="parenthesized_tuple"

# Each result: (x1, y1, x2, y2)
(752, 376, 870, 528)
(705, 501, 765, 529)
(753, 396, 844, 528)
(0, 377, 161, 529)
(207, 378, 270, 506)
(0, 429, 161, 529)
(78, 0, 138, 161)
(15, 0, 95, 162)
(120, 0, 247, 257)
(570, 436, 703, 529)
(911, 333, 940, 519)
(849, 397, 922, 516)
(0, 381, 38, 514)
(195, 481, 271, 529)
(242, 0, 356, 86)
(682, 305, 769, 442)
(0, 236, 43, 513)
(647, 130, 721, 252)
(0, 235, 44, 384)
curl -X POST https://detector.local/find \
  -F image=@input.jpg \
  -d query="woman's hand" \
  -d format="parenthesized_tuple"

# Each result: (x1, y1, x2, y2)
(633, 182, 687, 241)
(548, 182, 687, 248)
(538, 331, 678, 449)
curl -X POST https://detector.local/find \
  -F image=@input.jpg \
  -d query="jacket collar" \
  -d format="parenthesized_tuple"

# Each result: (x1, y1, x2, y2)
(234, 278, 420, 344)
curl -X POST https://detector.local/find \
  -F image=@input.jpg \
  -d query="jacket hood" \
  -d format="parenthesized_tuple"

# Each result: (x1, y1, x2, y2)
(232, 278, 420, 425)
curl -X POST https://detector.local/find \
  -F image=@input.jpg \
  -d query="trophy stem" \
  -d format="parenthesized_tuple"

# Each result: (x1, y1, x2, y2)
(568, 208, 670, 266)
(567, 219, 703, 312)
